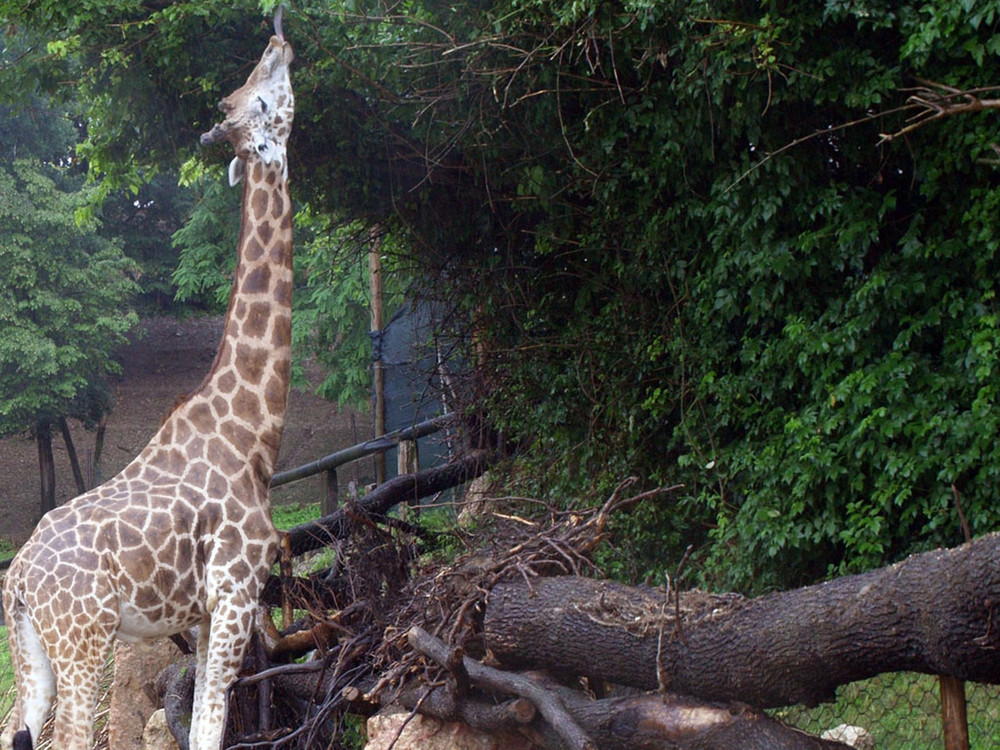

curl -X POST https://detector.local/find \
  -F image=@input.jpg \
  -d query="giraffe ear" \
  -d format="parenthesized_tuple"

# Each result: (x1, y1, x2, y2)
(228, 157, 246, 186)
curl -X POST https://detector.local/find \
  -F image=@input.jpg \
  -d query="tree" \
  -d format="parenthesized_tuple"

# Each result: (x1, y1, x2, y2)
(3, 0, 1000, 589)
(0, 108, 139, 514)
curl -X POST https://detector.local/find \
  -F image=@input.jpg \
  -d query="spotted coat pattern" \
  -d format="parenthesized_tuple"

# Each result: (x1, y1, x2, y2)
(1, 26, 295, 750)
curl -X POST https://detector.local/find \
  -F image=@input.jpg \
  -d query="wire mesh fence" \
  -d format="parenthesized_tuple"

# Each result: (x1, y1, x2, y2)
(772, 673, 1000, 749)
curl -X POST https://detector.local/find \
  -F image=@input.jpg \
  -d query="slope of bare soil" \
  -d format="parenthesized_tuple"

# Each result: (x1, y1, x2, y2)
(0, 315, 367, 546)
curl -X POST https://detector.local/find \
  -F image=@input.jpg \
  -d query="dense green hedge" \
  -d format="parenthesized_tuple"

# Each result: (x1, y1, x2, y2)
(6, 0, 1000, 591)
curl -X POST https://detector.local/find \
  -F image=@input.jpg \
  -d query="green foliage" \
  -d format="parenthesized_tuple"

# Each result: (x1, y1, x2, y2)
(171, 165, 241, 309)
(9, 0, 1000, 593)
(293, 211, 404, 409)
(0, 156, 139, 435)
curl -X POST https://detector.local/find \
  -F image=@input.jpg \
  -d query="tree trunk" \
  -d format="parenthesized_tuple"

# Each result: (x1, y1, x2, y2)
(58, 417, 87, 495)
(483, 533, 1000, 709)
(91, 414, 108, 488)
(36, 422, 56, 516)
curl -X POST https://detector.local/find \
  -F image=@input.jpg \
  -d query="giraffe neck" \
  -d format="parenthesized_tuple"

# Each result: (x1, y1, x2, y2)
(159, 156, 293, 482)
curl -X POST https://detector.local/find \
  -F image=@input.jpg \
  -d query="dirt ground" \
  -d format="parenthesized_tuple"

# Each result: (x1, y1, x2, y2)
(0, 315, 369, 547)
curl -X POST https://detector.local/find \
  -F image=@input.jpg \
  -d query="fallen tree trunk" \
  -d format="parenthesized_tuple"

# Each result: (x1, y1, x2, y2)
(484, 532, 1000, 708)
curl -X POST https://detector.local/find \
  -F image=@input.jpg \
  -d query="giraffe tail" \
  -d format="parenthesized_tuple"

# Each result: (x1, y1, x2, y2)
(12, 730, 32, 750)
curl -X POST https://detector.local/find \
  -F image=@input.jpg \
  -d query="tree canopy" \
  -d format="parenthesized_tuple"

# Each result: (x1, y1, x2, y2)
(5, 0, 1000, 591)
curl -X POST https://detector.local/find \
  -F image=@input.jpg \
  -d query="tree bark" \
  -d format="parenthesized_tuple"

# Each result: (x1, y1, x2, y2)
(91, 414, 107, 487)
(484, 533, 1000, 709)
(58, 417, 87, 495)
(36, 422, 56, 516)
(406, 625, 850, 750)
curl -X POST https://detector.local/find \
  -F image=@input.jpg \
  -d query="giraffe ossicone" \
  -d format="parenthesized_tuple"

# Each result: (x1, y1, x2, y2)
(1, 12, 295, 750)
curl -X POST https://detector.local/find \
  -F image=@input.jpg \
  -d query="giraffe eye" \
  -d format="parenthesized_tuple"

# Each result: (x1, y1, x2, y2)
(258, 96, 268, 113)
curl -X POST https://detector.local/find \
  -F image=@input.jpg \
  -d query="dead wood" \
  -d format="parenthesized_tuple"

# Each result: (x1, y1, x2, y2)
(408, 624, 597, 750)
(406, 625, 851, 750)
(154, 477, 983, 748)
(484, 534, 1000, 708)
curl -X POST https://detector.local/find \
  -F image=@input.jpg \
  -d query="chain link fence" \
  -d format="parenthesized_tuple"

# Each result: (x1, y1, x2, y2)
(772, 673, 1000, 748)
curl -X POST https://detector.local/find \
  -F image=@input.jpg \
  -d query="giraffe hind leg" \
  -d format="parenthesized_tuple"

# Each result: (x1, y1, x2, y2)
(1, 605, 55, 750)
(49, 624, 116, 750)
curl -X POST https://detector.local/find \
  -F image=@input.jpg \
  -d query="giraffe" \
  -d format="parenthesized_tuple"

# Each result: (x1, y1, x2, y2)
(1, 13, 294, 750)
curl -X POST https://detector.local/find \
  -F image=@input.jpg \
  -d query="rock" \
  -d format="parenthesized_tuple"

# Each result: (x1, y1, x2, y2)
(821, 723, 875, 749)
(365, 708, 535, 750)
(109, 639, 181, 750)
(142, 708, 180, 750)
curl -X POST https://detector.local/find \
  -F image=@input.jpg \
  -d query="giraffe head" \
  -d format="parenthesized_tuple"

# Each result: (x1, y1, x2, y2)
(201, 8, 294, 186)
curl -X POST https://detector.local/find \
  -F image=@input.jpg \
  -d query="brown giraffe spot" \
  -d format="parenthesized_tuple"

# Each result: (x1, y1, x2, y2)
(174, 418, 193, 445)
(206, 462, 234, 499)
(127, 553, 156, 584)
(177, 538, 194, 570)
(162, 448, 188, 476)
(259, 426, 282, 457)
(187, 435, 206, 458)
(271, 315, 292, 347)
(213, 395, 230, 417)
(184, 461, 208, 488)
(217, 369, 238, 394)
(252, 160, 264, 183)
(252, 187, 269, 221)
(257, 219, 275, 246)
(154, 567, 178, 594)
(243, 301, 271, 338)
(217, 524, 242, 549)
(244, 234, 265, 261)
(244, 543, 264, 568)
(187, 402, 215, 434)
(235, 342, 268, 384)
(271, 190, 284, 218)
(231, 559, 251, 581)
(216, 339, 235, 369)
(229, 469, 259, 502)
(274, 279, 292, 306)
(264, 375, 287, 417)
(242, 264, 271, 295)
(134, 585, 159, 609)
(222, 416, 257, 450)
(201, 501, 224, 534)
(54, 589, 72, 614)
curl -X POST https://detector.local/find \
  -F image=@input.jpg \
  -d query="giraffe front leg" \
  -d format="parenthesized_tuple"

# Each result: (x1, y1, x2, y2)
(188, 600, 256, 750)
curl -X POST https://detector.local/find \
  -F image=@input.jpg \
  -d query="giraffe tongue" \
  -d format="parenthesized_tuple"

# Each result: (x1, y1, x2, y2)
(274, 6, 284, 42)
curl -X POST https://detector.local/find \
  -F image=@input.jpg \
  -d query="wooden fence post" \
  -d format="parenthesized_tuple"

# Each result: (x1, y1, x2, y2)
(369, 235, 385, 486)
(323, 467, 338, 517)
(940, 675, 970, 750)
(397, 439, 419, 517)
